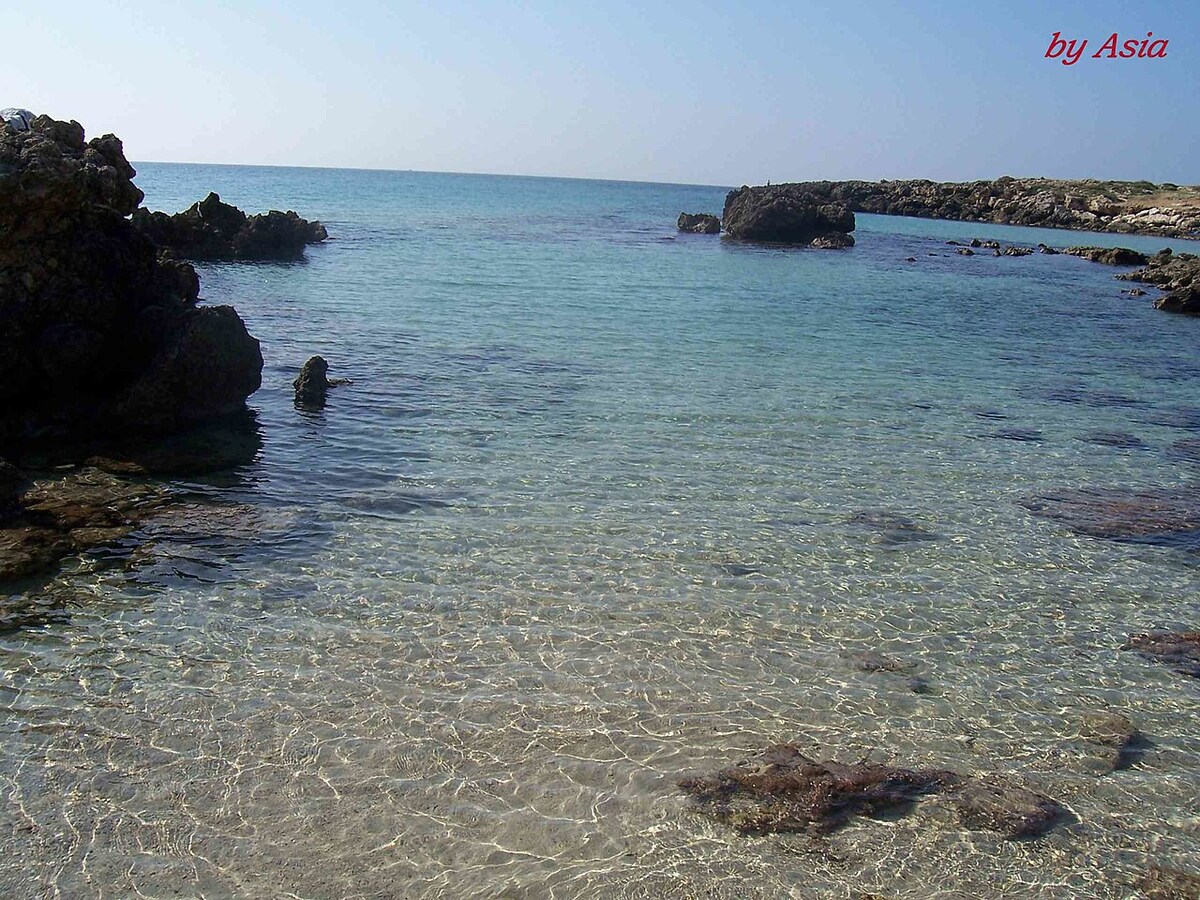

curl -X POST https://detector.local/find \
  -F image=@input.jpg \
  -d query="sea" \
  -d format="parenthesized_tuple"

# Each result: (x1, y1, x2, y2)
(2, 164, 1198, 899)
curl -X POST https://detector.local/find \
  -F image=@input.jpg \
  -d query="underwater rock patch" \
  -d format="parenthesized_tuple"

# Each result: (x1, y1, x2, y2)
(677, 744, 958, 835)
(845, 510, 940, 545)
(1022, 487, 1200, 550)
(1123, 631, 1200, 678)
(678, 744, 1067, 839)
(1079, 711, 1146, 772)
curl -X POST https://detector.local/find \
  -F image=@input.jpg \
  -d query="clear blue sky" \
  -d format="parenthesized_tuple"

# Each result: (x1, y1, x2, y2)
(7, 0, 1198, 184)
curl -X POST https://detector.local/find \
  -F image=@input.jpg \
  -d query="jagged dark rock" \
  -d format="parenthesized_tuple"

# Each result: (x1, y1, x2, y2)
(293, 356, 349, 409)
(131, 191, 327, 261)
(1063, 246, 1148, 266)
(0, 116, 263, 448)
(678, 744, 1067, 839)
(1123, 632, 1200, 678)
(1116, 250, 1200, 315)
(677, 212, 720, 234)
(721, 184, 855, 247)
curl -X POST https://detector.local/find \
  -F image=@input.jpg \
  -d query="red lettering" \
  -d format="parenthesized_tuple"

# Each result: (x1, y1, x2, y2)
(1093, 33, 1119, 58)
(1148, 39, 1169, 58)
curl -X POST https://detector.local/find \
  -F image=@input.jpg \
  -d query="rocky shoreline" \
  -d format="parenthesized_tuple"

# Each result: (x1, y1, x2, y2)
(0, 114, 326, 625)
(680, 177, 1200, 242)
(763, 177, 1200, 239)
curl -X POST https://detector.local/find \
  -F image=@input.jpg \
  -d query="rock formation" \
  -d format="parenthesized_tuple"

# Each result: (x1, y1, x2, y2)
(1063, 246, 1148, 266)
(131, 191, 328, 261)
(677, 212, 720, 234)
(0, 116, 263, 448)
(755, 178, 1200, 238)
(721, 185, 856, 246)
(293, 356, 349, 409)
(1117, 249, 1200, 315)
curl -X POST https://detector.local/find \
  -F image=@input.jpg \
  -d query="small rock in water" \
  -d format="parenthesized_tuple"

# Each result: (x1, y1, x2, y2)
(957, 247, 975, 256)
(293, 356, 350, 410)
(987, 427, 1044, 443)
(846, 510, 939, 545)
(1123, 631, 1200, 678)
(716, 561, 761, 577)
(1081, 431, 1150, 451)
(676, 212, 720, 235)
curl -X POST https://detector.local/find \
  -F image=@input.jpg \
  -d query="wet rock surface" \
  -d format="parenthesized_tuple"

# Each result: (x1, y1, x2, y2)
(721, 184, 855, 247)
(1022, 487, 1200, 550)
(678, 744, 1066, 839)
(0, 116, 262, 444)
(131, 191, 327, 261)
(677, 212, 720, 234)
(1123, 632, 1200, 678)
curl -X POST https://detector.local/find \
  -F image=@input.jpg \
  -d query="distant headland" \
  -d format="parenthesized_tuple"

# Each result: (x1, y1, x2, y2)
(732, 178, 1200, 240)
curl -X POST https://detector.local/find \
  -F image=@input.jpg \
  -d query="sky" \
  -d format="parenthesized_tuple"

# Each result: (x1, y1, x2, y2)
(6, 0, 1199, 185)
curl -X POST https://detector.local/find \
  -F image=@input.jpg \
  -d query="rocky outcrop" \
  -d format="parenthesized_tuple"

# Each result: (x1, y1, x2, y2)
(721, 185, 855, 247)
(131, 191, 327, 261)
(1063, 246, 1148, 266)
(1117, 249, 1200, 315)
(677, 212, 720, 234)
(678, 743, 1066, 839)
(0, 116, 263, 448)
(758, 178, 1200, 238)
(293, 355, 350, 409)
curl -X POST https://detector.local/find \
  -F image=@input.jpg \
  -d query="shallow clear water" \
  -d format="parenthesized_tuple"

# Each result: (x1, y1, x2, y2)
(2, 165, 1199, 898)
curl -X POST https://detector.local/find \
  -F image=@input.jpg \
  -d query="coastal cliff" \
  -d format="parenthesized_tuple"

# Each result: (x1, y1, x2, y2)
(760, 178, 1200, 239)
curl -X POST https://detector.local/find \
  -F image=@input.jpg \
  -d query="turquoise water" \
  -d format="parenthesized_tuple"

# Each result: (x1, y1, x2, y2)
(2, 165, 1199, 898)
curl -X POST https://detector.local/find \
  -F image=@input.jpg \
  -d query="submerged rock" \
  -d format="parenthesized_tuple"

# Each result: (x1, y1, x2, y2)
(0, 116, 262, 445)
(1080, 711, 1146, 771)
(721, 184, 855, 247)
(131, 191, 327, 261)
(950, 780, 1067, 839)
(678, 744, 1066, 839)
(678, 744, 958, 835)
(1141, 866, 1200, 900)
(677, 212, 720, 234)
(1123, 631, 1200, 678)
(846, 510, 939, 545)
(1022, 487, 1200, 550)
